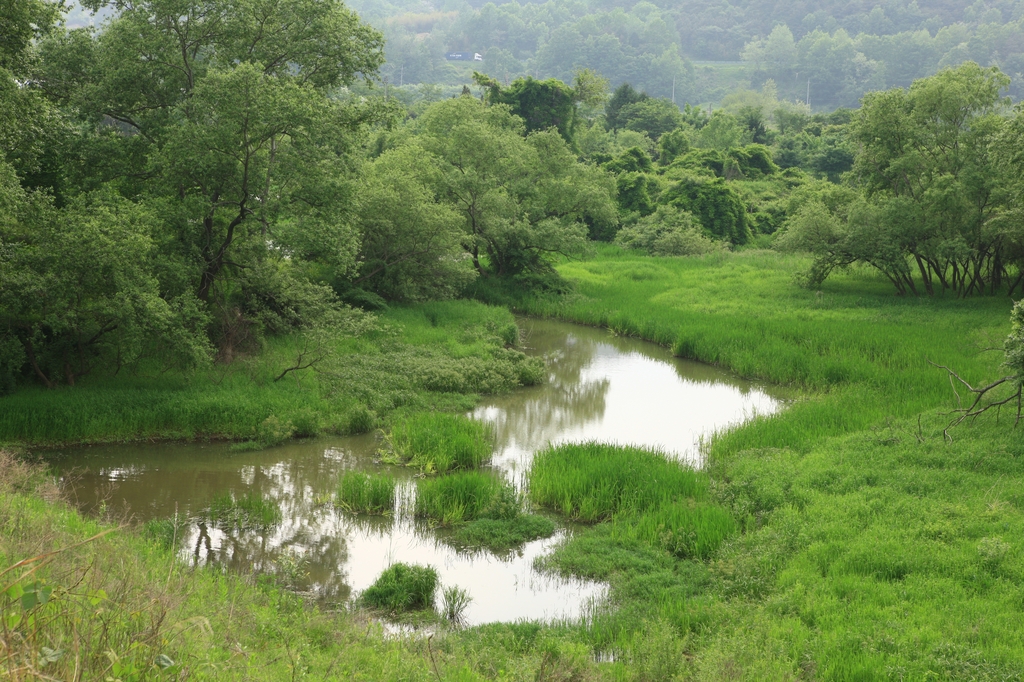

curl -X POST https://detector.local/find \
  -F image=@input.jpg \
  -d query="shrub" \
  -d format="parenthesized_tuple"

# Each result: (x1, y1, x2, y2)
(615, 205, 726, 257)
(230, 414, 295, 451)
(361, 563, 438, 611)
(336, 472, 396, 515)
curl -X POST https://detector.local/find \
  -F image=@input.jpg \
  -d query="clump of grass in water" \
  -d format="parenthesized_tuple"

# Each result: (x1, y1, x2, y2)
(530, 442, 707, 522)
(417, 472, 556, 548)
(415, 471, 502, 526)
(440, 585, 472, 626)
(142, 515, 191, 550)
(335, 471, 396, 515)
(208, 492, 283, 530)
(361, 563, 438, 612)
(386, 413, 492, 474)
(452, 515, 556, 551)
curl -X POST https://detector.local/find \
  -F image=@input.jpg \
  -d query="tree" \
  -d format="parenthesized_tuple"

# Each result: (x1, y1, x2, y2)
(618, 98, 684, 140)
(352, 147, 474, 301)
(605, 83, 648, 131)
(475, 70, 606, 143)
(0, 180, 211, 387)
(851, 62, 1010, 295)
(658, 127, 691, 165)
(662, 171, 751, 245)
(412, 97, 616, 277)
(39, 0, 386, 304)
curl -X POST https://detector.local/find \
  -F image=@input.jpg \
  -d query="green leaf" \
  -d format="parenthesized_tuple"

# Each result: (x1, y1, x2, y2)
(40, 647, 64, 666)
(154, 654, 175, 669)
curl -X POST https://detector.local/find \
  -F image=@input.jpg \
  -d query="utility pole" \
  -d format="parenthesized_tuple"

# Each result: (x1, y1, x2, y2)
(672, 75, 676, 104)
(806, 79, 810, 108)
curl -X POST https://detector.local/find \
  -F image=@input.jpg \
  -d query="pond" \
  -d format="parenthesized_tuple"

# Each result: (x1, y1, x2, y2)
(51, 318, 783, 626)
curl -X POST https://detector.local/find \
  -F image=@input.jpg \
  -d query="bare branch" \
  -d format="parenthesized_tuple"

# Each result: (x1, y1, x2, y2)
(929, 361, 1022, 441)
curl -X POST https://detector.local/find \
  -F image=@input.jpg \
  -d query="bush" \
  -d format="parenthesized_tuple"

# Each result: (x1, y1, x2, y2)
(361, 563, 439, 611)
(230, 414, 295, 451)
(615, 205, 726, 257)
(336, 472, 396, 515)
(388, 413, 492, 474)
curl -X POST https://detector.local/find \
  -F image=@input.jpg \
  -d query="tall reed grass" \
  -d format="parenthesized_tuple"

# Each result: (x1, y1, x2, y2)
(530, 442, 706, 522)
(414, 471, 504, 526)
(335, 472, 396, 515)
(388, 413, 492, 474)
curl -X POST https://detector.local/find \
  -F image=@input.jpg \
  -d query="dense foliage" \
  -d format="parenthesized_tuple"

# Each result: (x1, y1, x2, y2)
(353, 0, 1024, 107)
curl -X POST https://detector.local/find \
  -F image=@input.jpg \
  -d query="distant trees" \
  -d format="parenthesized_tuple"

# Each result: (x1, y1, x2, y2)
(475, 70, 608, 142)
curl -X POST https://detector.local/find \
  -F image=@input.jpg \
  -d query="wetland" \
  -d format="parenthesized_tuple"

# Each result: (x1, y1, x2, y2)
(49, 318, 782, 625)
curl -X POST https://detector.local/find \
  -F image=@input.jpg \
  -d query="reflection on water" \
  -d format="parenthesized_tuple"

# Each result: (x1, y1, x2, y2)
(52, 318, 783, 625)
(476, 319, 782, 475)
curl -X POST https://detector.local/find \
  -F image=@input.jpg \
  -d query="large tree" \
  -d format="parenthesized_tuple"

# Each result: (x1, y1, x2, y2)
(37, 0, 386, 303)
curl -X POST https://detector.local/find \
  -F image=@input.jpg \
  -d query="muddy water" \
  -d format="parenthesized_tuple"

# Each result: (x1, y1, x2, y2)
(52, 318, 783, 625)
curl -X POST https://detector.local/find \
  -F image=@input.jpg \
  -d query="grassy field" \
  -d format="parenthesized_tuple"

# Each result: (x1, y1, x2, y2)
(4, 245, 1024, 679)
(0, 300, 541, 447)
(507, 245, 1024, 679)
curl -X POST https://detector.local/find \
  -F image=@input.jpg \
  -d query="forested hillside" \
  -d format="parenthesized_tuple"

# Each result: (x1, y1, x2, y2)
(350, 0, 1024, 107)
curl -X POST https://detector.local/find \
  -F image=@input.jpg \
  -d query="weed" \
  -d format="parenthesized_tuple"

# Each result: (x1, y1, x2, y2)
(208, 492, 282, 530)
(440, 585, 472, 626)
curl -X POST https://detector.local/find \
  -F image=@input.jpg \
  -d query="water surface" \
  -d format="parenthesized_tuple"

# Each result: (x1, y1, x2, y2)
(52, 318, 783, 625)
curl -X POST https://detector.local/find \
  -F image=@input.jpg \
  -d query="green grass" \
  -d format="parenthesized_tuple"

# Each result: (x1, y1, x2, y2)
(9, 244, 1024, 677)
(0, 299, 539, 447)
(613, 500, 736, 560)
(502, 245, 1024, 677)
(387, 412, 493, 473)
(335, 471, 396, 515)
(361, 562, 439, 612)
(529, 442, 706, 522)
(450, 514, 557, 551)
(414, 471, 505, 526)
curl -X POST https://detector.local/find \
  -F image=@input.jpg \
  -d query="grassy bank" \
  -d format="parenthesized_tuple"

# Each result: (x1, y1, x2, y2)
(500, 245, 1024, 678)
(0, 300, 542, 447)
